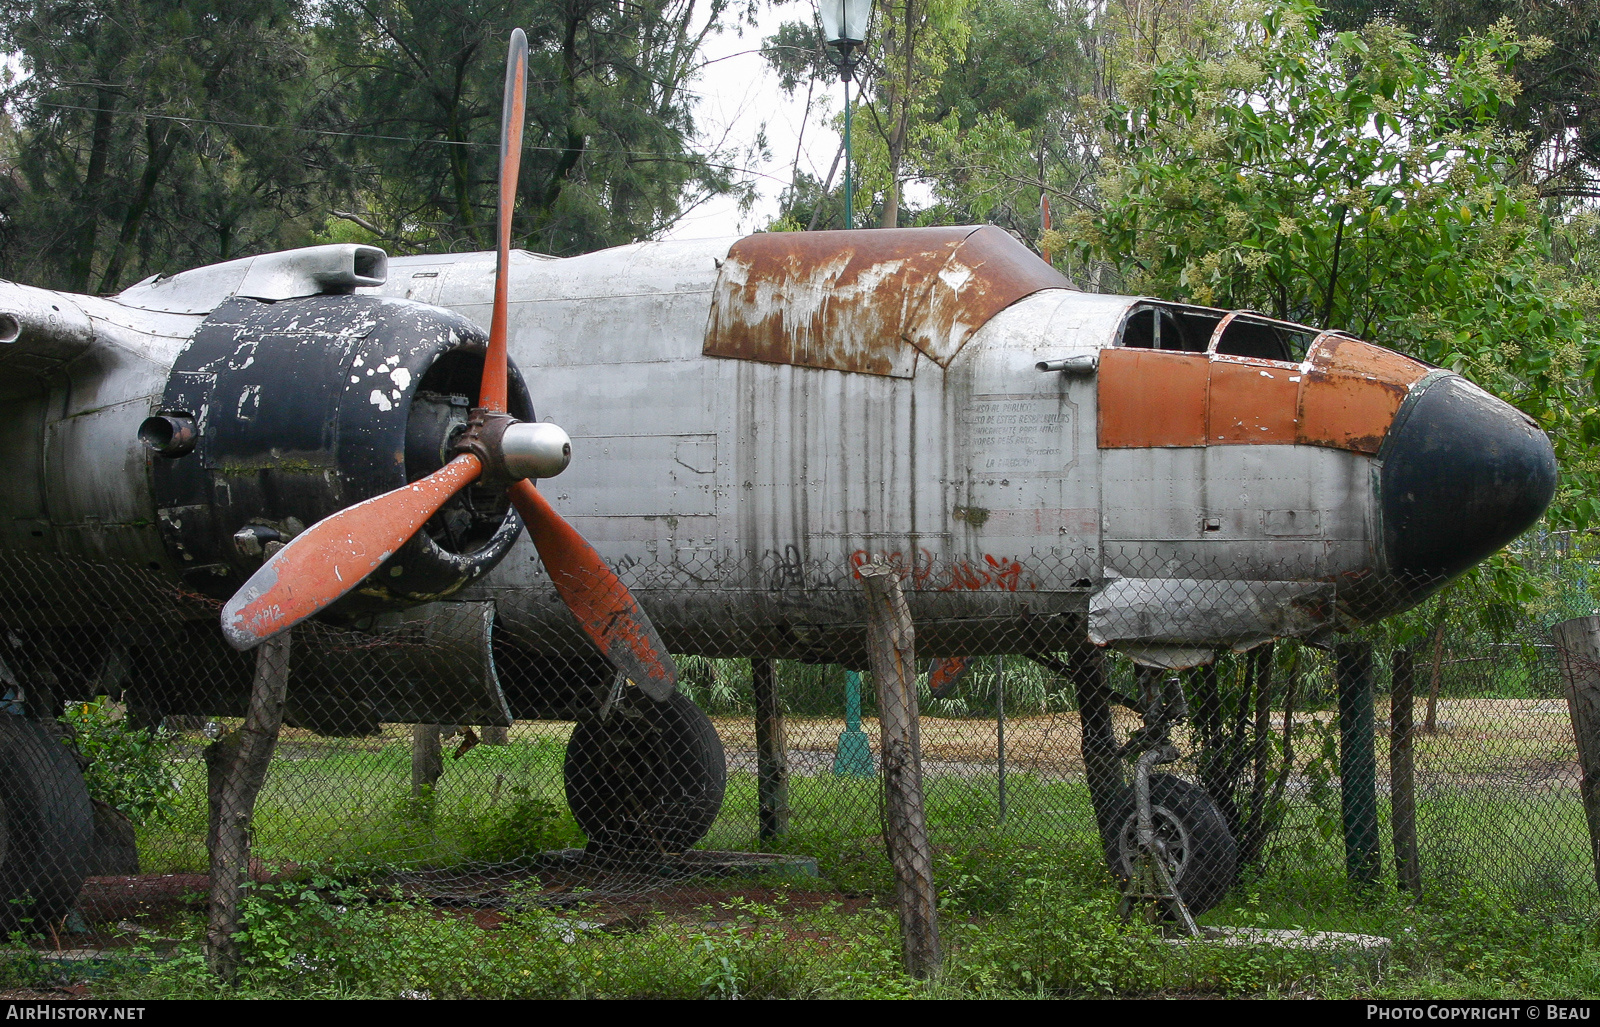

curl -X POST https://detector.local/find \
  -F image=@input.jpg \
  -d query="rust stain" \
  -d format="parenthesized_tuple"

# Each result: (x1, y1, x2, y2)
(703, 226, 1075, 378)
(1296, 334, 1429, 454)
(1097, 348, 1209, 448)
(1207, 357, 1298, 444)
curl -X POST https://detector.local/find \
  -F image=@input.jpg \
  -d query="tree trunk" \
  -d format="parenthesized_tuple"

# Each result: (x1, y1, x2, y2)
(859, 563, 940, 979)
(205, 633, 291, 982)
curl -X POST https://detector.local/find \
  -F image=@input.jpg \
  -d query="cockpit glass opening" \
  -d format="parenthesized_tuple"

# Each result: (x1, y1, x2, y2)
(1213, 317, 1316, 362)
(1118, 305, 1208, 353)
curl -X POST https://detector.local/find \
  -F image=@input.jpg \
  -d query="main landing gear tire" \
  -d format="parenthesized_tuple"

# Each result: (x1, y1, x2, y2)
(1104, 773, 1237, 916)
(564, 691, 726, 856)
(0, 717, 93, 935)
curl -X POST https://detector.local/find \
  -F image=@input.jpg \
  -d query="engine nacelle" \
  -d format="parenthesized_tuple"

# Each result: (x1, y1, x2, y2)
(145, 293, 533, 615)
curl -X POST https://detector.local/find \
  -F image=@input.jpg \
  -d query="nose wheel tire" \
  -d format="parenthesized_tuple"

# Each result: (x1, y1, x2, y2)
(1104, 773, 1237, 916)
(564, 691, 725, 857)
(0, 717, 93, 935)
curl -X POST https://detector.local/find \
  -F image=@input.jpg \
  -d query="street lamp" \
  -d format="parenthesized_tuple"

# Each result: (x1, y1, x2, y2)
(819, 0, 871, 229)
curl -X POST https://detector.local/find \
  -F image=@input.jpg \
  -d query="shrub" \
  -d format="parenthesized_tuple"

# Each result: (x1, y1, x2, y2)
(59, 697, 180, 825)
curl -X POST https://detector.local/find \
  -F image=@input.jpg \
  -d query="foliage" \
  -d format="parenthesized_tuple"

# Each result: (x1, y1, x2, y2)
(0, 0, 754, 290)
(1068, 3, 1600, 526)
(1321, 0, 1600, 200)
(0, 0, 332, 291)
(457, 787, 583, 862)
(315, 0, 756, 257)
(764, 0, 976, 228)
(59, 697, 180, 825)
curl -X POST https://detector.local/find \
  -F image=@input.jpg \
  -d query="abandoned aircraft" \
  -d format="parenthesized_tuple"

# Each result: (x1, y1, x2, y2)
(0, 30, 1558, 929)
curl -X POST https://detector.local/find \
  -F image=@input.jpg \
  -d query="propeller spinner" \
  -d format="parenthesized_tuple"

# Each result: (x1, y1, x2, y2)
(220, 29, 678, 701)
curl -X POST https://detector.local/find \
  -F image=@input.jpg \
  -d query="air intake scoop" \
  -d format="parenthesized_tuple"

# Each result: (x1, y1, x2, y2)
(115, 244, 389, 315)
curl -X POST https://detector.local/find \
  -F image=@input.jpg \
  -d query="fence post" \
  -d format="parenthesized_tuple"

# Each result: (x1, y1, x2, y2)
(204, 631, 291, 982)
(1066, 641, 1123, 851)
(1551, 616, 1600, 895)
(412, 724, 443, 798)
(859, 563, 940, 979)
(1335, 641, 1381, 887)
(1390, 646, 1422, 894)
(752, 657, 790, 842)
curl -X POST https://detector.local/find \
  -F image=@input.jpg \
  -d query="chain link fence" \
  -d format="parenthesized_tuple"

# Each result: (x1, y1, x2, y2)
(0, 541, 1595, 984)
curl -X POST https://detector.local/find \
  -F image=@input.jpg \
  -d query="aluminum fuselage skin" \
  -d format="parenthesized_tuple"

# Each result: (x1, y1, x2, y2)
(0, 233, 1553, 689)
(367, 238, 1381, 665)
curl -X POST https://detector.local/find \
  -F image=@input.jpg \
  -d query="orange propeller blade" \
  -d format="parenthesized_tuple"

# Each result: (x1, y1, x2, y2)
(507, 478, 677, 700)
(221, 455, 484, 650)
(479, 27, 527, 416)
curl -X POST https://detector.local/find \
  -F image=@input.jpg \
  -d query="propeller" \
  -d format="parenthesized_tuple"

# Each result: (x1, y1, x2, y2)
(220, 28, 677, 701)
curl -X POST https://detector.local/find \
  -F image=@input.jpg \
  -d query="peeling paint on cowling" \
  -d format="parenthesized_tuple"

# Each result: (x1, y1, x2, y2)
(704, 226, 1075, 378)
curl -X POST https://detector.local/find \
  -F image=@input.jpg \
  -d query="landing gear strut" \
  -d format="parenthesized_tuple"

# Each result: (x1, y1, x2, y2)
(1106, 674, 1237, 926)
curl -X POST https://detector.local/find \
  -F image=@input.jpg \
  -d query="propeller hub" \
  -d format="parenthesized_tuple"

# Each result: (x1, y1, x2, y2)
(455, 407, 571, 483)
(502, 421, 572, 479)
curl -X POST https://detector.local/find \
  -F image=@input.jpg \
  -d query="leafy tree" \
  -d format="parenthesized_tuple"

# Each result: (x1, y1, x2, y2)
(0, 0, 333, 291)
(1063, 3, 1600, 525)
(1321, 0, 1600, 199)
(913, 0, 1100, 236)
(764, 0, 973, 229)
(319, 0, 755, 256)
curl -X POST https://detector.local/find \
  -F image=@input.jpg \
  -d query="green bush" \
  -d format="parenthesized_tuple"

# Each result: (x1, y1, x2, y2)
(457, 788, 583, 862)
(59, 697, 180, 825)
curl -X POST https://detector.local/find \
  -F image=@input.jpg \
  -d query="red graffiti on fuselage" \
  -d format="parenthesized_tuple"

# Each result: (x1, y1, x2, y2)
(848, 549, 1035, 591)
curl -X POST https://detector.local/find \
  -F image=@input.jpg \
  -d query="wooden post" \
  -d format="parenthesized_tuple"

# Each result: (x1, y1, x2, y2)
(1066, 640, 1124, 851)
(1390, 646, 1422, 894)
(412, 723, 442, 798)
(1335, 641, 1381, 887)
(1424, 610, 1447, 733)
(859, 563, 940, 979)
(1551, 616, 1600, 895)
(205, 632, 291, 982)
(752, 658, 790, 842)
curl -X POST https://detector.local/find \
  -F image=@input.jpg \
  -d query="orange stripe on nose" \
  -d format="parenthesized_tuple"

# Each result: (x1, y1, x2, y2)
(1097, 334, 1430, 453)
(1296, 335, 1430, 453)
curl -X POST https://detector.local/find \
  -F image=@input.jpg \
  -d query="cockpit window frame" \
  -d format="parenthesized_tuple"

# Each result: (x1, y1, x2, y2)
(1113, 300, 1326, 366)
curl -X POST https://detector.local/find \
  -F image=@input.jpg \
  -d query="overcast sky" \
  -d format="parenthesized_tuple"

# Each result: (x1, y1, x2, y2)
(661, 2, 839, 241)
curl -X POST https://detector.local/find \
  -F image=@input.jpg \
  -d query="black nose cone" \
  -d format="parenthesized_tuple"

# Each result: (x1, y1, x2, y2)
(1381, 373, 1557, 584)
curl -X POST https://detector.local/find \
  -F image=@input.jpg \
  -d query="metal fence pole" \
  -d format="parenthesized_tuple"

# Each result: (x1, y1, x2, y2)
(1336, 640, 1381, 887)
(859, 563, 940, 979)
(1390, 646, 1422, 894)
(996, 654, 1007, 824)
(752, 657, 790, 842)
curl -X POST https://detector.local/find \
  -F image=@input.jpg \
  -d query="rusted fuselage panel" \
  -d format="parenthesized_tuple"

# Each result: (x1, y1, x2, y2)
(703, 225, 1075, 378)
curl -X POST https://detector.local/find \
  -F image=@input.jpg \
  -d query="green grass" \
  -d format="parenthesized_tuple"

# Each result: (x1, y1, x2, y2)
(75, 733, 1599, 999)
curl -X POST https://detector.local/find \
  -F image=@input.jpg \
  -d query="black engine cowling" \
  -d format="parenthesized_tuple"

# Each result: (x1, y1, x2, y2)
(146, 293, 532, 616)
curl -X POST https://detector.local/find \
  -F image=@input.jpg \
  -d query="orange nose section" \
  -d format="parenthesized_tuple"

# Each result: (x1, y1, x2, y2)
(1097, 333, 1431, 454)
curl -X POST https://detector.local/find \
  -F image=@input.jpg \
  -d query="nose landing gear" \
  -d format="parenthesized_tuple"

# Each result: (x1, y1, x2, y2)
(1107, 674, 1237, 929)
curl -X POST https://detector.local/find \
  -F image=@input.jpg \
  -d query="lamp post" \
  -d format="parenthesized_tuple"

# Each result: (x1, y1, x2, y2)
(820, 0, 871, 229)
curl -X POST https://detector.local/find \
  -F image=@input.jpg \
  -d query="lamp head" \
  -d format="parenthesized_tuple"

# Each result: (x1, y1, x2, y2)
(820, 0, 871, 46)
